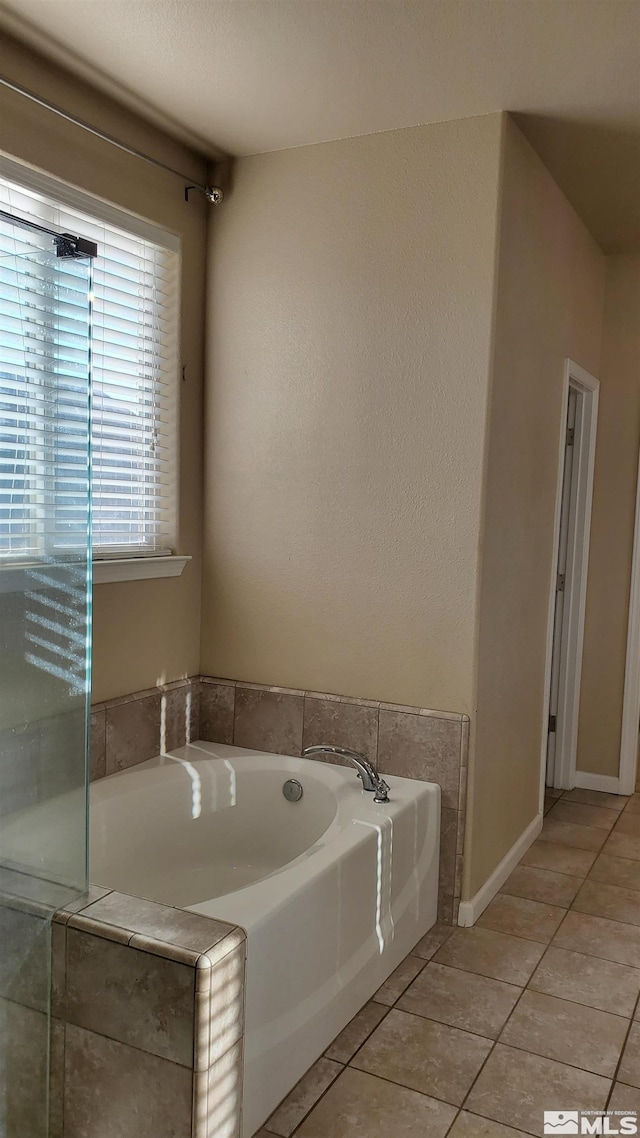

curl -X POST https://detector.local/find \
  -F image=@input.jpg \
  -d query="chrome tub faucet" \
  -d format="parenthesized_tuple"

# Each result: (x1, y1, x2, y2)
(302, 745, 390, 803)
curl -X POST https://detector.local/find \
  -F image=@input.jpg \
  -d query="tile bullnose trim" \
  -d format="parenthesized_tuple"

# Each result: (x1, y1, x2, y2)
(128, 934, 203, 968)
(93, 675, 197, 713)
(198, 675, 466, 721)
(305, 689, 381, 709)
(92, 676, 467, 730)
(72, 890, 240, 953)
(380, 701, 465, 722)
(67, 913, 133, 945)
(102, 685, 161, 710)
(54, 888, 244, 969)
(197, 926, 247, 970)
(236, 680, 304, 695)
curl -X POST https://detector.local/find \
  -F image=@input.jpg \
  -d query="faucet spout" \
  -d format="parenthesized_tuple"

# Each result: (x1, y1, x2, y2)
(302, 745, 390, 803)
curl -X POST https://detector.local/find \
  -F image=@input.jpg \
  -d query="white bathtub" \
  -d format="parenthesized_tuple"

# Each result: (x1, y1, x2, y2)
(90, 741, 440, 1137)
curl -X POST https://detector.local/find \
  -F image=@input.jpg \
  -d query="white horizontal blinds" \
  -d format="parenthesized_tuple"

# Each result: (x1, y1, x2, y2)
(0, 213, 92, 562)
(0, 175, 180, 559)
(89, 226, 178, 557)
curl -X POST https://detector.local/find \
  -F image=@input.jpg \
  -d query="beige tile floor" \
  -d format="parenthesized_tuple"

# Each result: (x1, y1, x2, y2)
(253, 787, 640, 1138)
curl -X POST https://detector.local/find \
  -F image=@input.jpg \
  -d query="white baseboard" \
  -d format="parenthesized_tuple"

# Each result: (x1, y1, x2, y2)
(574, 770, 621, 795)
(457, 812, 543, 927)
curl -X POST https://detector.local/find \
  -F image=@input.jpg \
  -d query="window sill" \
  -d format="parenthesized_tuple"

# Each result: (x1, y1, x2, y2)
(93, 555, 191, 584)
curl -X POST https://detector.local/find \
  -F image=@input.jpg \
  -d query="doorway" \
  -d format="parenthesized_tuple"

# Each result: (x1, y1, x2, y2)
(619, 447, 640, 796)
(544, 360, 599, 792)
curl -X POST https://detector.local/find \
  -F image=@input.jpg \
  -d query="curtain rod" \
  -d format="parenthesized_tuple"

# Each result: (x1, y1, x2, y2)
(0, 73, 223, 204)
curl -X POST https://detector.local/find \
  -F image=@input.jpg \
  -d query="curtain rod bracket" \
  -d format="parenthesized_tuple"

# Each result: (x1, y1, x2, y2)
(0, 73, 224, 204)
(185, 185, 223, 205)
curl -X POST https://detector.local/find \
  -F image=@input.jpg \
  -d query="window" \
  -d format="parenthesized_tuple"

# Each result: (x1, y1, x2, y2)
(0, 162, 181, 568)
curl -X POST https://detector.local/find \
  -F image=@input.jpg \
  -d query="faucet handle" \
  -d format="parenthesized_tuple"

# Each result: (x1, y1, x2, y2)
(373, 778, 390, 804)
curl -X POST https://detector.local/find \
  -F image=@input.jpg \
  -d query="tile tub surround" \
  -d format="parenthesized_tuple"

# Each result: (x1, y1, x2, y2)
(198, 678, 469, 923)
(50, 887, 246, 1138)
(89, 677, 468, 923)
(90, 678, 201, 781)
(255, 787, 640, 1138)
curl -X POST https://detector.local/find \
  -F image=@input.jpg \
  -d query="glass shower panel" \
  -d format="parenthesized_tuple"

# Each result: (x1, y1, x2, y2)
(0, 213, 92, 1137)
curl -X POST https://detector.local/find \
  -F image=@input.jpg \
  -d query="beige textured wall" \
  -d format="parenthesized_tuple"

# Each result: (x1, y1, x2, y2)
(464, 118, 605, 898)
(202, 114, 504, 712)
(577, 254, 640, 777)
(0, 33, 207, 703)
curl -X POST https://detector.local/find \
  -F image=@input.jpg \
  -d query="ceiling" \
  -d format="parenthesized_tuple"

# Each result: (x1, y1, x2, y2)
(0, 0, 638, 252)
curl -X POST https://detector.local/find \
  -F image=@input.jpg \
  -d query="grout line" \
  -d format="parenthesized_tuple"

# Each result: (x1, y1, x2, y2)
(585, 869, 640, 897)
(62, 1018, 199, 1068)
(557, 799, 629, 814)
(605, 987, 640, 1109)
(546, 804, 623, 831)
(434, 937, 637, 983)
(483, 1030, 620, 1081)
(329, 1003, 393, 1067)
(371, 956, 429, 1010)
(497, 891, 574, 911)
(278, 1057, 343, 1136)
(548, 934, 640, 970)
(458, 1039, 499, 1114)
(343, 1060, 471, 1111)
(502, 983, 630, 1025)
(528, 941, 640, 1000)
(430, 951, 546, 981)
(567, 878, 640, 920)
(457, 960, 539, 1114)
(500, 875, 577, 898)
(60, 1019, 66, 1138)
(442, 1108, 464, 1136)
(517, 856, 594, 881)
(439, 911, 640, 966)
(501, 861, 585, 886)
(437, 919, 637, 965)
(541, 830, 610, 856)
(191, 966, 199, 1077)
(421, 958, 527, 996)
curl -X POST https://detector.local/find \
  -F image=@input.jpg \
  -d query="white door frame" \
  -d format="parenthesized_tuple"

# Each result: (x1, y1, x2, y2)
(619, 447, 640, 796)
(540, 359, 599, 801)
